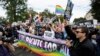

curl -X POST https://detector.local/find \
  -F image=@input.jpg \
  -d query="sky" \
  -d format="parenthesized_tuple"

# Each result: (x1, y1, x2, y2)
(0, 0, 91, 23)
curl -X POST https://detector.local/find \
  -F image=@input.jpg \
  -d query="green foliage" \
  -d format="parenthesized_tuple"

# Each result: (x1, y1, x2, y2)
(0, 17, 7, 24)
(91, 0, 100, 22)
(41, 9, 56, 18)
(0, 0, 28, 22)
(0, 1, 63, 23)
(58, 15, 64, 23)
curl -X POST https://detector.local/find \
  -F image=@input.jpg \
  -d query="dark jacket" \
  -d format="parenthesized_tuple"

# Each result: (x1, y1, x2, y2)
(69, 39, 96, 56)
(65, 26, 77, 40)
(65, 26, 96, 56)
(96, 35, 100, 47)
(5, 27, 13, 37)
(0, 45, 11, 56)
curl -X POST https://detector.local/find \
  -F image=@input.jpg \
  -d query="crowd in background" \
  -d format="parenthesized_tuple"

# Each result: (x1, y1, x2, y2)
(0, 14, 100, 56)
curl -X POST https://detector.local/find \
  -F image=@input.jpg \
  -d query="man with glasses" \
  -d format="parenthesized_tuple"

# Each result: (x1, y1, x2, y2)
(65, 25, 96, 56)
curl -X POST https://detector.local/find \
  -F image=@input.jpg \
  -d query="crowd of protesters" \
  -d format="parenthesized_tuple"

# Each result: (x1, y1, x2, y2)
(0, 14, 100, 56)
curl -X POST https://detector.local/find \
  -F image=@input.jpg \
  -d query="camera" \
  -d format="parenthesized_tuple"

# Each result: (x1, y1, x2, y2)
(0, 36, 14, 43)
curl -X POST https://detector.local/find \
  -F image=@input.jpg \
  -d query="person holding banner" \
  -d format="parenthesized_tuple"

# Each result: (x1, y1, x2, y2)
(65, 21, 96, 56)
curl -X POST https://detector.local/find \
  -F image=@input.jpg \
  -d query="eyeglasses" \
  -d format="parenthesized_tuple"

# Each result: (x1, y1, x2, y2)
(75, 31, 83, 33)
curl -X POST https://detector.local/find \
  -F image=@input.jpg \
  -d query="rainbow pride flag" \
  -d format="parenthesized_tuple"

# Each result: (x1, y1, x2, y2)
(17, 40, 65, 56)
(55, 5, 64, 15)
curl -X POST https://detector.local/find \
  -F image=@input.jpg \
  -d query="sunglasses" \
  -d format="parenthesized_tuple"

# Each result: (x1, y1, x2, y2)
(75, 31, 83, 33)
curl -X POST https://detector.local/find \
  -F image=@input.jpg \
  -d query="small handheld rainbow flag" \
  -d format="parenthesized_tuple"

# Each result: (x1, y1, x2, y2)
(55, 5, 64, 15)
